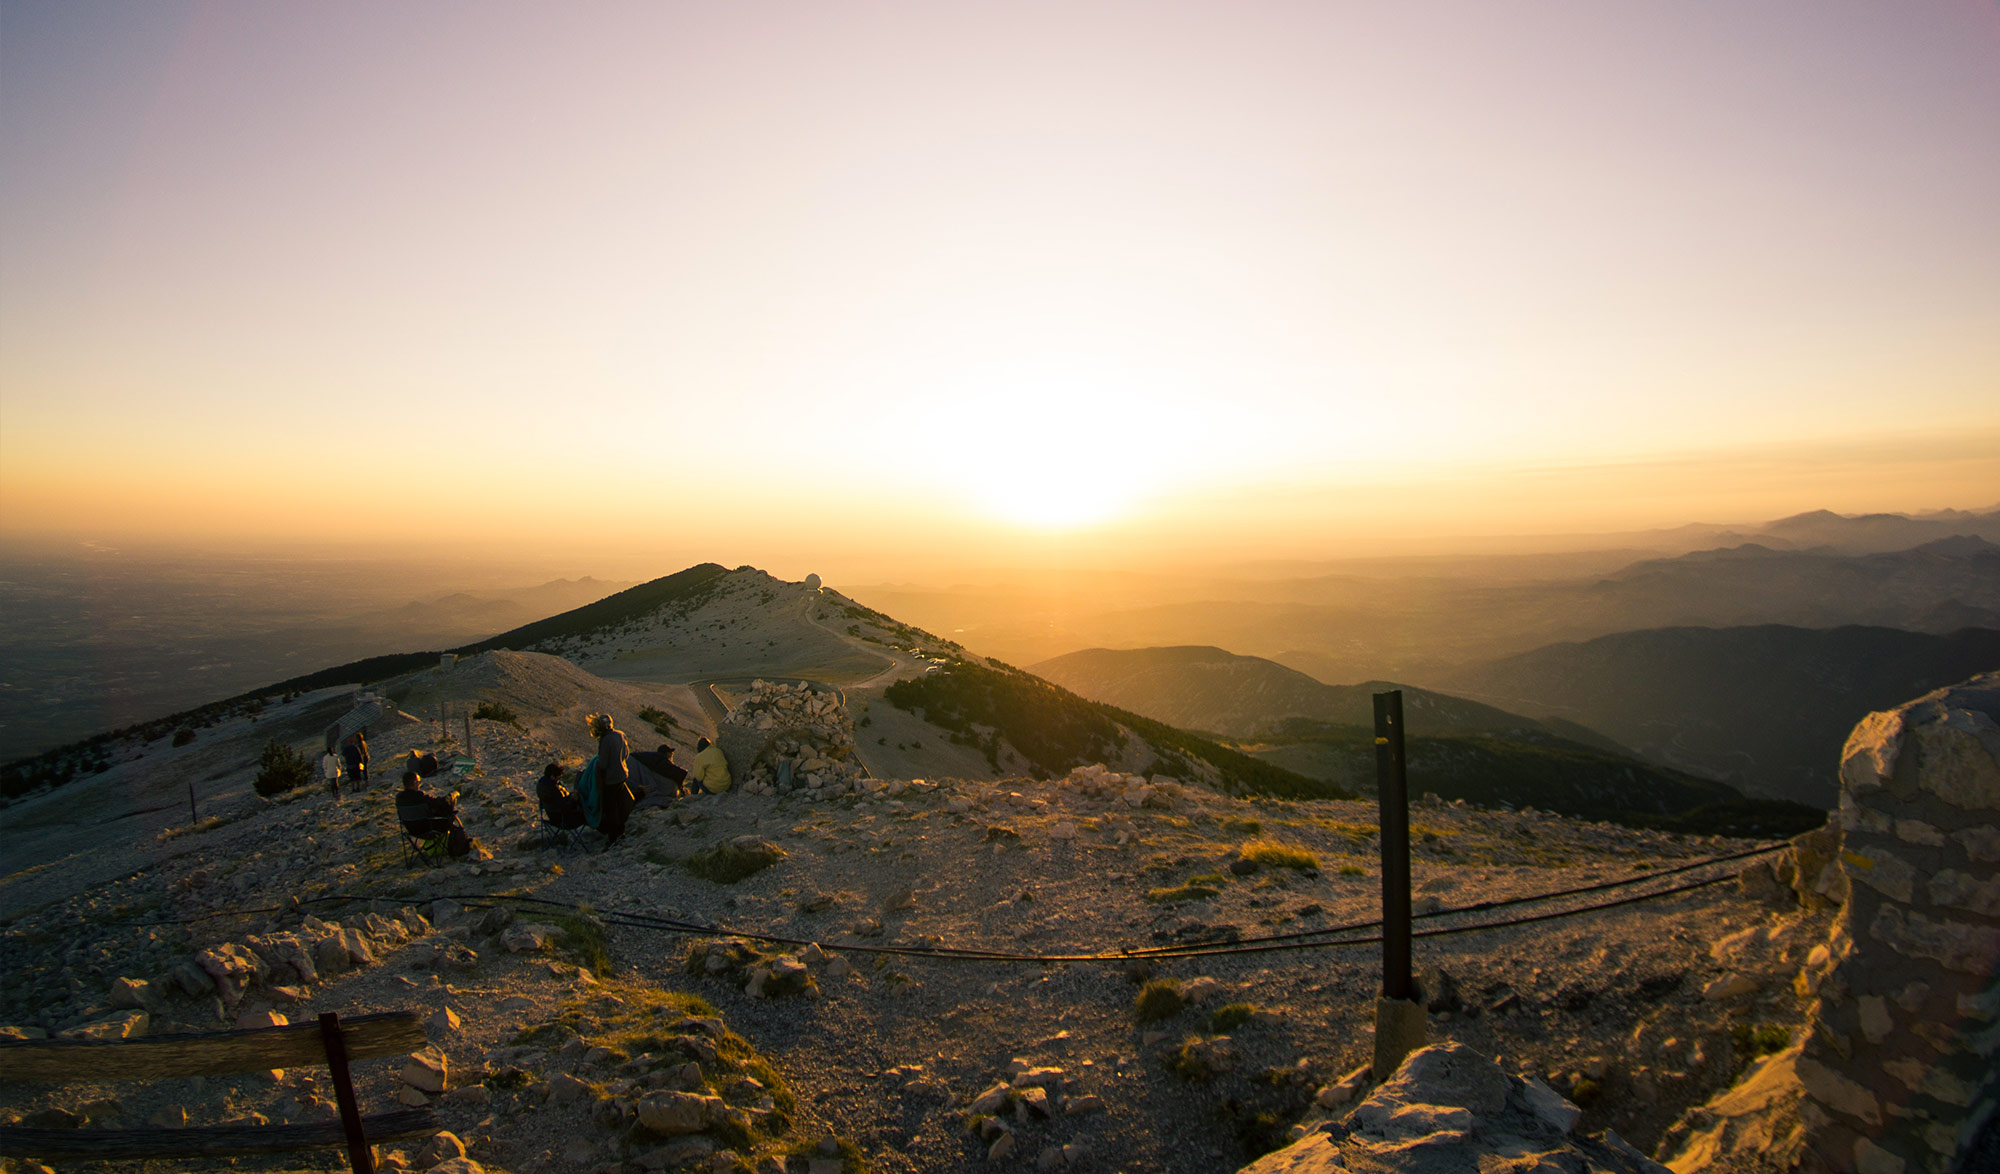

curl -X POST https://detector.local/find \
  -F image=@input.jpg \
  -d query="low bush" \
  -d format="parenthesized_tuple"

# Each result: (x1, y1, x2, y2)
(171, 728, 196, 747)
(1146, 882, 1221, 904)
(1207, 1002, 1256, 1032)
(1133, 979, 1185, 1022)
(550, 911, 612, 976)
(253, 740, 311, 796)
(473, 702, 522, 728)
(687, 839, 786, 884)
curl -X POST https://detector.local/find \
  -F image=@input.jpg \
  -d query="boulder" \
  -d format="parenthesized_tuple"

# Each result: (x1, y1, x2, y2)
(402, 1050, 449, 1094)
(1244, 1043, 1658, 1174)
(108, 977, 163, 1014)
(638, 1090, 722, 1135)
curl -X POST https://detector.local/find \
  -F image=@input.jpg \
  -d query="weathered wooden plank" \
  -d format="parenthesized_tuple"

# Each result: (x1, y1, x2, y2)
(0, 1012, 426, 1083)
(0, 1108, 439, 1160)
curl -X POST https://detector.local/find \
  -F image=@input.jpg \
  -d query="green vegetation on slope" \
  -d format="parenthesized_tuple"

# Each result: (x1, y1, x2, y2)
(885, 659, 1350, 799)
(1243, 718, 1824, 835)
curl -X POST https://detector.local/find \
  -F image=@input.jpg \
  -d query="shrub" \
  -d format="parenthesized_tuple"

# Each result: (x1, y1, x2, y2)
(171, 728, 196, 747)
(1134, 979, 1185, 1022)
(1732, 1022, 1791, 1058)
(473, 702, 521, 728)
(1241, 841, 1319, 872)
(1207, 1002, 1256, 1032)
(550, 911, 612, 976)
(1146, 882, 1222, 904)
(638, 706, 677, 737)
(687, 839, 785, 884)
(253, 740, 311, 796)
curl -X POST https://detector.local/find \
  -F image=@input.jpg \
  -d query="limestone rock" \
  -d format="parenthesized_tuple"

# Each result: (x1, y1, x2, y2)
(427, 1006, 462, 1038)
(402, 1050, 449, 1094)
(62, 1010, 148, 1040)
(417, 1131, 468, 1168)
(638, 1090, 723, 1135)
(1246, 1042, 1664, 1174)
(108, 977, 164, 1013)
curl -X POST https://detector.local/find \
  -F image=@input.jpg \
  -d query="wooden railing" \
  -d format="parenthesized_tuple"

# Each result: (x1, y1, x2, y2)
(0, 1010, 439, 1174)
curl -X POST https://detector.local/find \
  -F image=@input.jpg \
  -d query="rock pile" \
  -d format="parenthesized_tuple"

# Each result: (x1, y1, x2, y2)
(726, 681, 870, 799)
(965, 1057, 1101, 1165)
(1791, 673, 2000, 1174)
(156, 908, 432, 1016)
(1241, 1042, 1667, 1174)
(1062, 763, 1180, 809)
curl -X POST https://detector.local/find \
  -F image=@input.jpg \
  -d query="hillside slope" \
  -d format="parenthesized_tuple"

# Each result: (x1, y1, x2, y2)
(1438, 624, 2000, 807)
(1029, 645, 1567, 739)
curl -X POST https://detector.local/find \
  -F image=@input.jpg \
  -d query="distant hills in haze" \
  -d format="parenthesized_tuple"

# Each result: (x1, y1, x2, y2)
(1436, 624, 2000, 809)
(1027, 644, 1821, 835)
(858, 512, 2000, 681)
(1029, 645, 1569, 740)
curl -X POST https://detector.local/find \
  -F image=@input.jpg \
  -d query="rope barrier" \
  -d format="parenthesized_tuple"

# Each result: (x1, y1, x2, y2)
(31, 841, 1787, 967)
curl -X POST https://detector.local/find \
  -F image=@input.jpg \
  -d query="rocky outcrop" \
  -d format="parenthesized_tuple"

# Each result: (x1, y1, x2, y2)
(1239, 1042, 1666, 1173)
(1791, 673, 2000, 1174)
(724, 681, 870, 799)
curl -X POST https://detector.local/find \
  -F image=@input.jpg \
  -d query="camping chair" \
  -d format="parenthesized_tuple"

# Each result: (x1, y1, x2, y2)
(400, 821, 451, 868)
(537, 814, 588, 855)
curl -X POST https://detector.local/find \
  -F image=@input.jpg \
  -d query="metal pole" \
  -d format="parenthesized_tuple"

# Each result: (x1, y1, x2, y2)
(1374, 690, 1412, 1001)
(188, 781, 198, 824)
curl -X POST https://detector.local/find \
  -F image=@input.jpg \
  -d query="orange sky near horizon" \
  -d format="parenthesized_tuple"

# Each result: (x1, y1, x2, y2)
(3, 1, 1997, 571)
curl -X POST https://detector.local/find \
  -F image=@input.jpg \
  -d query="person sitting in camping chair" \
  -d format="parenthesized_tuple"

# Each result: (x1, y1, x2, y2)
(537, 763, 586, 826)
(397, 770, 471, 859)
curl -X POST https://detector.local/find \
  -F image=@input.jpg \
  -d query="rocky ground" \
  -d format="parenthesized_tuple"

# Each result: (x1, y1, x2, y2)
(0, 708, 1833, 1174)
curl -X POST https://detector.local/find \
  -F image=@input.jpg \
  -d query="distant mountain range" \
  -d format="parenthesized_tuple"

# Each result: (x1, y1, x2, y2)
(1029, 645, 1568, 740)
(1668, 507, 2000, 556)
(1026, 644, 1820, 833)
(861, 524, 2000, 684)
(1436, 624, 2000, 808)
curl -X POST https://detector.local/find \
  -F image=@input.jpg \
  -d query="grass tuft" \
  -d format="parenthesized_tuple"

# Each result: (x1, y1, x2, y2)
(1240, 841, 1319, 872)
(1207, 1002, 1256, 1032)
(1133, 979, 1186, 1022)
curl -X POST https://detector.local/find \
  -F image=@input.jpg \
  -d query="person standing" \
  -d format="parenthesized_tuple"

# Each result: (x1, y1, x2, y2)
(341, 732, 369, 792)
(321, 748, 344, 796)
(590, 714, 644, 842)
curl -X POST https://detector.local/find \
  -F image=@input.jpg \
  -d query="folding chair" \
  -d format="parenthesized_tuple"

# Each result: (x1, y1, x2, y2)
(400, 822, 451, 867)
(537, 816, 588, 855)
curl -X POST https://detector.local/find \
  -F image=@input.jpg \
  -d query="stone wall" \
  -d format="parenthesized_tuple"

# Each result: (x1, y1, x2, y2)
(1796, 672, 2000, 1174)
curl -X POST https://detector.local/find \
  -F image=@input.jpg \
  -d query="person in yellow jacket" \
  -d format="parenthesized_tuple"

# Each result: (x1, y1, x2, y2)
(691, 736, 732, 793)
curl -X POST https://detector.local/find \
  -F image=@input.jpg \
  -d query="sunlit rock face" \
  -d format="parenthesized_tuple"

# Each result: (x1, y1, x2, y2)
(1237, 1041, 1663, 1174)
(1798, 672, 2000, 1174)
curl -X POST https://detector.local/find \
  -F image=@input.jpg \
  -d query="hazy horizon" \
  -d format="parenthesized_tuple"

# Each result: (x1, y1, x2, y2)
(4, 2, 1997, 563)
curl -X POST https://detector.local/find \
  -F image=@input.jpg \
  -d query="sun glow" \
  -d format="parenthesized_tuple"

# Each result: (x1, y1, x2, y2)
(909, 364, 1212, 530)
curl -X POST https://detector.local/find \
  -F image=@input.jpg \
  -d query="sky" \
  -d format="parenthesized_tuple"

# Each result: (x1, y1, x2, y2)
(3, 0, 1997, 576)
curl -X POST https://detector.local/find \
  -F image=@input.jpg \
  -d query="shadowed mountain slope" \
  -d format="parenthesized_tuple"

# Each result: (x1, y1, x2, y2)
(1029, 645, 1564, 739)
(1018, 645, 1819, 832)
(1437, 624, 2000, 808)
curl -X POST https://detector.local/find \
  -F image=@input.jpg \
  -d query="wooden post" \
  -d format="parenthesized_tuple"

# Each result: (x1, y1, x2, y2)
(1375, 690, 1412, 1000)
(463, 712, 473, 762)
(188, 782, 198, 824)
(317, 1013, 375, 1174)
(1372, 690, 1425, 1080)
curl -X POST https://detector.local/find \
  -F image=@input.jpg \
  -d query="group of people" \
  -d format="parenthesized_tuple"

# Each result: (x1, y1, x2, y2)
(320, 732, 370, 796)
(385, 710, 732, 859)
(535, 713, 732, 844)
